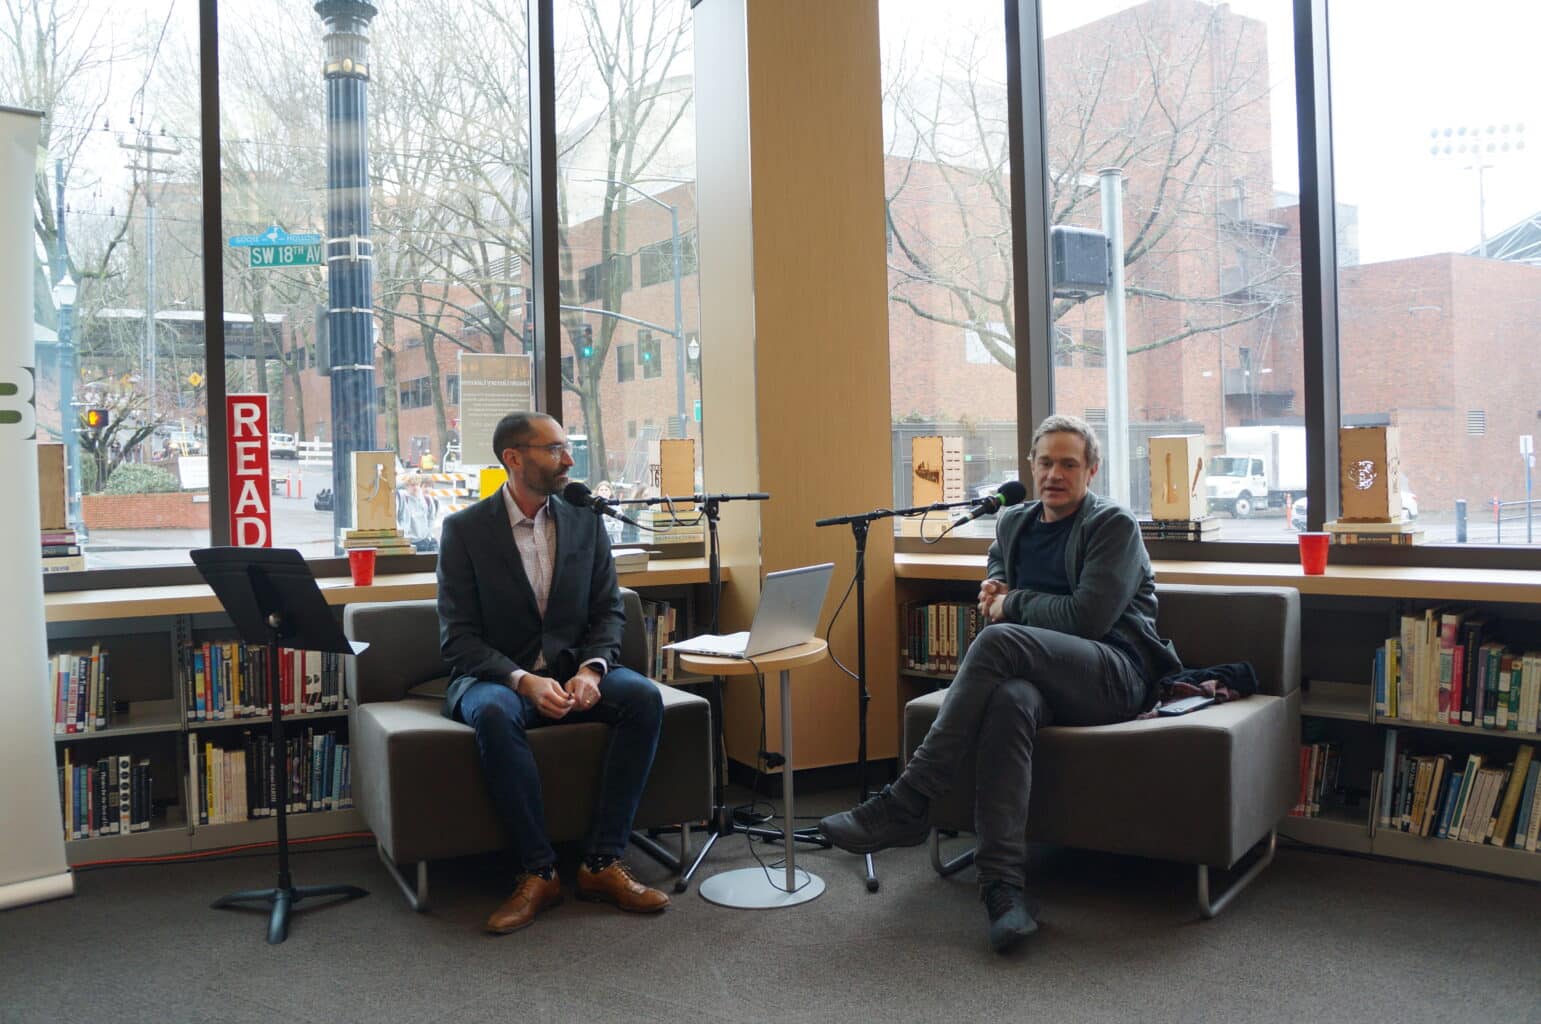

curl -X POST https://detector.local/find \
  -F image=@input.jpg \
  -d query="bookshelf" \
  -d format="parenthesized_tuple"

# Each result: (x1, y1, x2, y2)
(895, 553, 1541, 883)
(43, 561, 720, 867)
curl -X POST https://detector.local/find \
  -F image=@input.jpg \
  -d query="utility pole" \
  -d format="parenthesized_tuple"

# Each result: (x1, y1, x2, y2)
(120, 127, 181, 444)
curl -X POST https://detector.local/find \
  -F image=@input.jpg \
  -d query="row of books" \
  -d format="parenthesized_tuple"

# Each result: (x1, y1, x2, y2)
(57, 750, 153, 840)
(187, 727, 352, 826)
(1378, 731, 1541, 851)
(177, 641, 348, 721)
(49, 646, 110, 734)
(1371, 608, 1541, 731)
(340, 527, 414, 556)
(638, 598, 681, 682)
(1289, 742, 1341, 818)
(902, 601, 988, 674)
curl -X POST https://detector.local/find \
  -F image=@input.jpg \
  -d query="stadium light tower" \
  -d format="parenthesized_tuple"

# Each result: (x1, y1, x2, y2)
(1428, 122, 1525, 258)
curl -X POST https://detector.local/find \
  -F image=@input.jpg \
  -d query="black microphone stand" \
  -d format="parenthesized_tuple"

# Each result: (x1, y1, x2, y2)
(813, 494, 984, 893)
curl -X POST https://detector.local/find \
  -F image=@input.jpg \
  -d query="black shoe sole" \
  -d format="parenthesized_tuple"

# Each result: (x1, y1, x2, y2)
(820, 825, 930, 855)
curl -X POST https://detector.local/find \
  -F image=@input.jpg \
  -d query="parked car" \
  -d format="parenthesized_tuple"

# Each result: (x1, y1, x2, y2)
(1290, 485, 1418, 531)
(268, 432, 298, 459)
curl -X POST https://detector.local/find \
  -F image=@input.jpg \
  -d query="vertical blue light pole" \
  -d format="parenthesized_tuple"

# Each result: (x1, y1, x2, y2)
(316, 0, 378, 549)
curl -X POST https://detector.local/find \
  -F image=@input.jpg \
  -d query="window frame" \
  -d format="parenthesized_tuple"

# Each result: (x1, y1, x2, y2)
(47, 0, 1541, 593)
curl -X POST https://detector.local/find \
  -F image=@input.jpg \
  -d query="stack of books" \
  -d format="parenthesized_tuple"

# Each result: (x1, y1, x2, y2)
(41, 527, 84, 573)
(1139, 516, 1219, 542)
(338, 527, 414, 556)
(1325, 517, 1424, 545)
(637, 505, 702, 544)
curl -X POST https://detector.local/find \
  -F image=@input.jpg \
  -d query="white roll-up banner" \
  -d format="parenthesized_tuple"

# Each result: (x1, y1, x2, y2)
(0, 106, 73, 910)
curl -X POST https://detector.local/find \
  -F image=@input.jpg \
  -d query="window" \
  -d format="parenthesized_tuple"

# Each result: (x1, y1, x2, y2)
(1332, 0, 1538, 545)
(556, 0, 702, 546)
(639, 331, 662, 379)
(1053, 326, 1073, 367)
(1083, 329, 1105, 369)
(1043, 1, 1301, 536)
(446, 374, 460, 405)
(37, 1, 208, 569)
(883, 4, 1017, 536)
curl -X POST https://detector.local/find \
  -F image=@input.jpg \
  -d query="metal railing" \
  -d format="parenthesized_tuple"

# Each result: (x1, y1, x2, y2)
(1491, 497, 1541, 544)
(298, 440, 333, 466)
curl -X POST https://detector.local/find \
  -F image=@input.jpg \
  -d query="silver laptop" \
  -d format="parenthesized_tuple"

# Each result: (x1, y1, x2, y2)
(668, 562, 835, 659)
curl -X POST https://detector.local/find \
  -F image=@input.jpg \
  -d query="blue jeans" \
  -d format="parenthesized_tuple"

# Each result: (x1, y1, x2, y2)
(455, 667, 663, 873)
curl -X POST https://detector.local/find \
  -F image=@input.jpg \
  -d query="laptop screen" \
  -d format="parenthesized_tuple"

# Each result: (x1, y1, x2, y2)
(743, 562, 836, 657)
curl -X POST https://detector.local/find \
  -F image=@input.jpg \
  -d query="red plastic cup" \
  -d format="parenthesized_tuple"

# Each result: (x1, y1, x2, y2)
(1297, 532, 1329, 575)
(348, 547, 377, 586)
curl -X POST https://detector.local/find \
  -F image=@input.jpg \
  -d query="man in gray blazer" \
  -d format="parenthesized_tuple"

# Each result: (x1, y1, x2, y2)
(437, 411, 668, 934)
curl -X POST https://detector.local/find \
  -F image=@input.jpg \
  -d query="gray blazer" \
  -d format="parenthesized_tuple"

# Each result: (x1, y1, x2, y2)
(435, 489, 625, 719)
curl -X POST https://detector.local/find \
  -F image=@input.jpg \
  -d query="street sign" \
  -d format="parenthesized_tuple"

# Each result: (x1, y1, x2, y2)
(188, 372, 203, 387)
(228, 225, 323, 248)
(249, 243, 322, 269)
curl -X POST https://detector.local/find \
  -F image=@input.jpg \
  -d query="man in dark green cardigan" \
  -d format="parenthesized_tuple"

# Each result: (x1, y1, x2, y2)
(822, 414, 1181, 952)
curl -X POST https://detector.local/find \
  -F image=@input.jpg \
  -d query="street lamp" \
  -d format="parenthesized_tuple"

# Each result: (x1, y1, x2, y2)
(52, 272, 80, 533)
(1428, 122, 1525, 258)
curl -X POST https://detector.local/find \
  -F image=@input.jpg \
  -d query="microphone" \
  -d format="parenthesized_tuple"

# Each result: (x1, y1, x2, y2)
(949, 480, 1027, 530)
(562, 481, 629, 521)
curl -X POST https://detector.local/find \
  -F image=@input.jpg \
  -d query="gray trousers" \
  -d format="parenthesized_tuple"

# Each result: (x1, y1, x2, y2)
(898, 622, 1148, 888)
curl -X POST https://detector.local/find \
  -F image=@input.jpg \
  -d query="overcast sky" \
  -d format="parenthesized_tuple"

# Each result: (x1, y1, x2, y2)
(882, 0, 1538, 265)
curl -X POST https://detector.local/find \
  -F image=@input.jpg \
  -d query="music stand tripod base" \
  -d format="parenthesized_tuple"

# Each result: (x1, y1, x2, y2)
(211, 882, 370, 945)
(699, 867, 824, 909)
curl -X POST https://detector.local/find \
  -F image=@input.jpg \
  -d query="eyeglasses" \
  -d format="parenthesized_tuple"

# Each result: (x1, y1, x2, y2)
(516, 442, 572, 457)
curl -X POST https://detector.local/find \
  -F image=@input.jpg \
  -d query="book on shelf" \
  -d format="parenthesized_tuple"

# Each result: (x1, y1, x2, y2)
(1376, 733, 1539, 851)
(1330, 530, 1425, 545)
(1139, 516, 1219, 541)
(57, 747, 153, 840)
(612, 547, 652, 570)
(1323, 516, 1414, 533)
(902, 600, 988, 675)
(1374, 612, 1540, 733)
(188, 725, 351, 825)
(178, 640, 347, 720)
(41, 554, 86, 574)
(50, 645, 109, 734)
(1290, 741, 1341, 818)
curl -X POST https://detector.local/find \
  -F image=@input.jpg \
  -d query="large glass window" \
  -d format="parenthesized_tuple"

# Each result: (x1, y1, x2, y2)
(1332, 1, 1540, 546)
(556, 0, 702, 547)
(1042, 1, 1301, 540)
(881, 2, 1017, 539)
(221, 0, 532, 557)
(22, 3, 207, 569)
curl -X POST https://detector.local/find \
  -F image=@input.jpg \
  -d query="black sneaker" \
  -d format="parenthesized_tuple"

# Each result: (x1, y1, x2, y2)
(982, 882, 1038, 953)
(817, 785, 930, 854)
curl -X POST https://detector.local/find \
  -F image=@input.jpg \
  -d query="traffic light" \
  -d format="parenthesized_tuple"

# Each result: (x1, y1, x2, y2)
(577, 324, 594, 359)
(82, 407, 109, 430)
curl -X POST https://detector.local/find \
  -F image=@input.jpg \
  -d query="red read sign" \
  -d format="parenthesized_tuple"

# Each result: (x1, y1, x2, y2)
(226, 394, 272, 546)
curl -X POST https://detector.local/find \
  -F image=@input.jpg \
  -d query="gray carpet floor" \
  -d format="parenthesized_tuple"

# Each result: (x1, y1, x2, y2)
(4, 787, 1539, 1024)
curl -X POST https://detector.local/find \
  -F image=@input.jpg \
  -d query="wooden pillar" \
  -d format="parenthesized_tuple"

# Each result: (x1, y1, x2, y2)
(693, 0, 897, 771)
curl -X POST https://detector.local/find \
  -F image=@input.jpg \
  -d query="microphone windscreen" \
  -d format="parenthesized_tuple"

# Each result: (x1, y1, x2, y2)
(997, 480, 1028, 506)
(562, 480, 593, 506)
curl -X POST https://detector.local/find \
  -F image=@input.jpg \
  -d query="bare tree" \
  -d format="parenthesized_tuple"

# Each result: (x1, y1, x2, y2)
(884, 1, 1292, 375)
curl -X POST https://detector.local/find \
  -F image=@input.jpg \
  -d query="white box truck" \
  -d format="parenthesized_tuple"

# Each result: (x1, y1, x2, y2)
(1205, 425, 1306, 517)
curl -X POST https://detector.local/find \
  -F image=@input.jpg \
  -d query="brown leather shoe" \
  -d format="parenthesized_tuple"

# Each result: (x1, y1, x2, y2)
(575, 860, 670, 913)
(484, 872, 563, 934)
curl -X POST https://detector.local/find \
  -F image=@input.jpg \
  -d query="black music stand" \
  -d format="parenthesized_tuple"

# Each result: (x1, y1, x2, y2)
(191, 547, 370, 944)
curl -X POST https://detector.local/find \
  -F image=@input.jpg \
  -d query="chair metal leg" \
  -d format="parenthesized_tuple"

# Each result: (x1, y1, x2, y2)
(1197, 828, 1276, 919)
(378, 844, 428, 912)
(630, 827, 687, 877)
(929, 828, 977, 877)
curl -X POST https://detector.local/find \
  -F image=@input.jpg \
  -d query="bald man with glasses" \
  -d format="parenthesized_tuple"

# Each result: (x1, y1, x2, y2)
(435, 411, 668, 934)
